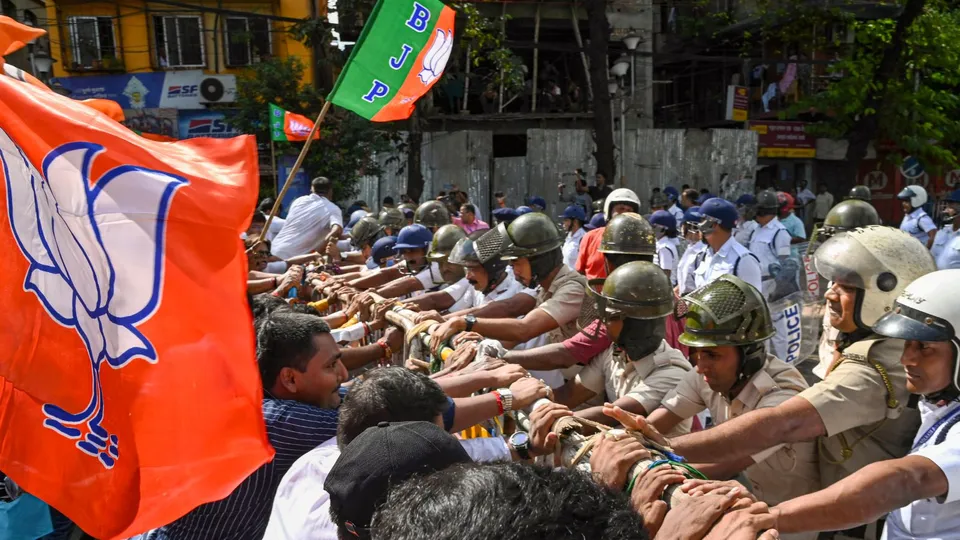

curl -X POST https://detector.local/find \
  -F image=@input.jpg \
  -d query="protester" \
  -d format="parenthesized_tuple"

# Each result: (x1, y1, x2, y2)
(813, 184, 834, 224)
(576, 188, 642, 280)
(558, 175, 593, 218)
(138, 312, 345, 539)
(457, 203, 489, 234)
(588, 170, 613, 202)
(777, 191, 807, 245)
(270, 177, 343, 260)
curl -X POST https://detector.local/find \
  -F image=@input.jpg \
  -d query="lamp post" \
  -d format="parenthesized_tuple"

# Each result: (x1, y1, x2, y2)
(32, 49, 56, 83)
(608, 77, 626, 187)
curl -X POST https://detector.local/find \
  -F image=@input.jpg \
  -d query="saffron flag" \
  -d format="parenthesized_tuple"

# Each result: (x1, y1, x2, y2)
(0, 68, 272, 538)
(269, 103, 320, 142)
(327, 0, 455, 122)
(0, 15, 44, 56)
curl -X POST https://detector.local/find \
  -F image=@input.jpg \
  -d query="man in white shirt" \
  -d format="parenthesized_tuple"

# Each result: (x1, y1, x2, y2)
(770, 270, 960, 539)
(676, 206, 707, 296)
(560, 205, 586, 270)
(271, 177, 343, 259)
(813, 184, 834, 223)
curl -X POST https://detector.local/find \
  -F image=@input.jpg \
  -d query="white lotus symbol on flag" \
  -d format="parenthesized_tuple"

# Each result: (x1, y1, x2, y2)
(289, 120, 311, 137)
(418, 29, 453, 85)
(0, 129, 187, 468)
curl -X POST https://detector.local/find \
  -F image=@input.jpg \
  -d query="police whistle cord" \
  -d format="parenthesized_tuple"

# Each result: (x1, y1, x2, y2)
(249, 100, 332, 252)
(515, 399, 705, 508)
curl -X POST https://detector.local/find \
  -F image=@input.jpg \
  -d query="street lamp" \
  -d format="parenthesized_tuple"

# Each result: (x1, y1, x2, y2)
(611, 54, 630, 77)
(32, 49, 56, 80)
(607, 77, 626, 187)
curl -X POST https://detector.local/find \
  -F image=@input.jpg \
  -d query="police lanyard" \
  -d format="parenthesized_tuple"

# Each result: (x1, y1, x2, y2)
(912, 405, 960, 451)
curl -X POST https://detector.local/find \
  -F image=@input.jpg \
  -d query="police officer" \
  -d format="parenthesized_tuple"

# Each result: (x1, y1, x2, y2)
(749, 189, 793, 360)
(676, 206, 706, 296)
(378, 207, 406, 237)
(692, 198, 762, 293)
(664, 186, 685, 223)
(545, 261, 693, 428)
(808, 199, 882, 377)
(898, 184, 937, 248)
(372, 223, 443, 299)
(734, 193, 759, 246)
(414, 200, 451, 233)
(492, 207, 520, 226)
(335, 215, 383, 266)
(623, 226, 935, 525)
(560, 205, 587, 270)
(405, 225, 472, 314)
(644, 276, 820, 515)
(847, 185, 872, 202)
(650, 210, 680, 286)
(932, 189, 960, 267)
(771, 270, 960, 538)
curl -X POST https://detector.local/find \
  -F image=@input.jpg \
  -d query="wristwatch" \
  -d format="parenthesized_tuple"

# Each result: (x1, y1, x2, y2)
(508, 431, 532, 460)
(464, 314, 477, 332)
(496, 387, 514, 412)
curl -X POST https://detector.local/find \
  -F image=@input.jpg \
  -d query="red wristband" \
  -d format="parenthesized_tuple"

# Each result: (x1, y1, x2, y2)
(492, 390, 504, 415)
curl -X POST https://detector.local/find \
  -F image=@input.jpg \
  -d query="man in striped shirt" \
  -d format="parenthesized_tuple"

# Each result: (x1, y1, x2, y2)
(137, 312, 346, 540)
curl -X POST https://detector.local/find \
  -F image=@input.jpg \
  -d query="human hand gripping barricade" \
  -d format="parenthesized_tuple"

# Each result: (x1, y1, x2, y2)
(515, 399, 706, 509)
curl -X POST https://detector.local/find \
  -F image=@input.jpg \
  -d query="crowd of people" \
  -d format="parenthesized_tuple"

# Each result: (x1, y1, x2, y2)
(10, 172, 960, 540)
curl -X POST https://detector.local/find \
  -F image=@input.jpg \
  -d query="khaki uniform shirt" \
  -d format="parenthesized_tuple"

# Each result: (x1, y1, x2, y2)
(661, 356, 821, 506)
(535, 264, 587, 344)
(576, 340, 693, 435)
(798, 335, 920, 488)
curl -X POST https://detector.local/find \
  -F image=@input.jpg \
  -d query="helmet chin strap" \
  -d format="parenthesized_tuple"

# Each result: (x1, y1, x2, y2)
(736, 343, 766, 382)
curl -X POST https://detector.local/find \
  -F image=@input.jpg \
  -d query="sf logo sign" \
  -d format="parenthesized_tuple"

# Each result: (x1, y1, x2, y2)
(864, 170, 887, 191)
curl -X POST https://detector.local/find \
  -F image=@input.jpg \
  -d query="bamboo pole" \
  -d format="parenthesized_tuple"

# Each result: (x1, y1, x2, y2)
(570, 4, 592, 102)
(531, 2, 541, 112)
(257, 100, 331, 246)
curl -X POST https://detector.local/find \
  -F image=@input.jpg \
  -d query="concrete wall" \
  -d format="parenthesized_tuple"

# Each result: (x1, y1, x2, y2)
(355, 128, 759, 216)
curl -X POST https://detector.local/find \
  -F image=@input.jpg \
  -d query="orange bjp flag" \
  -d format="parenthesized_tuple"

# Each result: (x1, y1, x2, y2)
(0, 65, 272, 537)
(0, 15, 45, 55)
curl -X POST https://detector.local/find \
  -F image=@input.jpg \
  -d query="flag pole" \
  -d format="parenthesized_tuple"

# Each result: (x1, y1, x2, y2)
(270, 139, 278, 194)
(257, 100, 332, 246)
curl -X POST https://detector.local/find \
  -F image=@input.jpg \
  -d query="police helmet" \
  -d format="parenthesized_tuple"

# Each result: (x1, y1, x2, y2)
(649, 210, 678, 234)
(379, 207, 406, 230)
(414, 200, 451, 228)
(663, 186, 680, 202)
(588, 261, 675, 321)
(349, 216, 383, 248)
(371, 236, 397, 265)
(698, 198, 739, 231)
(820, 199, 881, 240)
(603, 188, 641, 220)
(560, 204, 587, 223)
(501, 212, 564, 261)
(755, 190, 780, 216)
(848, 185, 872, 201)
(426, 224, 467, 262)
(599, 213, 656, 256)
(394, 224, 433, 251)
(815, 226, 936, 329)
(897, 185, 928, 208)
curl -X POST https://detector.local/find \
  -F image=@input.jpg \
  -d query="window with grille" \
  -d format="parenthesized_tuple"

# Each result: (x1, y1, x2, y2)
(224, 17, 271, 66)
(67, 16, 117, 69)
(153, 15, 205, 68)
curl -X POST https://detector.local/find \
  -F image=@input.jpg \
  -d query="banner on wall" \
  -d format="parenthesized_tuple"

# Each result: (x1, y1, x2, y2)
(178, 110, 241, 139)
(51, 71, 236, 110)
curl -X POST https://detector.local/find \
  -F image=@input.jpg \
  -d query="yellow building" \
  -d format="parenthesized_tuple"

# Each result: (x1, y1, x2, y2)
(46, 0, 316, 82)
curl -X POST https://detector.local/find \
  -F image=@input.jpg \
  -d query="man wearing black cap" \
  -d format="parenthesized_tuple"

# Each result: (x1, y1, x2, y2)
(325, 422, 472, 539)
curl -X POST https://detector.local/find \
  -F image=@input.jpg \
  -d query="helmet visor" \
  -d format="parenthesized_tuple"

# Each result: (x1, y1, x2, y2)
(873, 304, 954, 342)
(813, 235, 884, 289)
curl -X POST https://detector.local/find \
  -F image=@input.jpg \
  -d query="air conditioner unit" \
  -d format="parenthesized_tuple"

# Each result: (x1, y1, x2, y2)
(199, 75, 237, 103)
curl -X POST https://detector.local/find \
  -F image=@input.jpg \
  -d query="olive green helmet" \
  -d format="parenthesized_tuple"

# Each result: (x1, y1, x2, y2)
(379, 207, 405, 230)
(599, 212, 656, 256)
(679, 275, 774, 348)
(349, 216, 383, 247)
(823, 199, 880, 236)
(399, 202, 418, 213)
(848, 185, 872, 201)
(426, 224, 467, 262)
(755, 189, 780, 215)
(500, 212, 564, 260)
(587, 261, 674, 321)
(414, 200, 451, 228)
(448, 232, 484, 267)
(650, 192, 670, 209)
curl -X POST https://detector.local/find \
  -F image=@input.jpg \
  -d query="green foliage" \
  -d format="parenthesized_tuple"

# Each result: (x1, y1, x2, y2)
(455, 3, 525, 96)
(230, 57, 399, 201)
(792, 4, 960, 168)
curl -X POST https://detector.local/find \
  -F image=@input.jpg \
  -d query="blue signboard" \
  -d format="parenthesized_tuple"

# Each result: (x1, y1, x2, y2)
(276, 155, 311, 214)
(178, 110, 241, 139)
(51, 73, 167, 109)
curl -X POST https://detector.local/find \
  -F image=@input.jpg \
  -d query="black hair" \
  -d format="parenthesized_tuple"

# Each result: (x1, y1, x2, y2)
(337, 367, 448, 448)
(682, 188, 699, 201)
(251, 211, 266, 224)
(461, 203, 477, 215)
(596, 171, 608, 180)
(383, 196, 395, 206)
(255, 311, 331, 388)
(700, 188, 709, 195)
(259, 197, 280, 214)
(250, 293, 288, 320)
(371, 462, 650, 540)
(663, 228, 678, 239)
(312, 176, 333, 195)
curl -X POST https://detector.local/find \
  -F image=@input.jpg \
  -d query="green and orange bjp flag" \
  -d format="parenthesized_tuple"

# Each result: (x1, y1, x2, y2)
(327, 0, 455, 122)
(269, 103, 321, 142)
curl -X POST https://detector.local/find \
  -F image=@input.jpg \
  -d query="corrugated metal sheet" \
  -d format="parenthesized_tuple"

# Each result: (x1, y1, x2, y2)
(352, 128, 757, 217)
